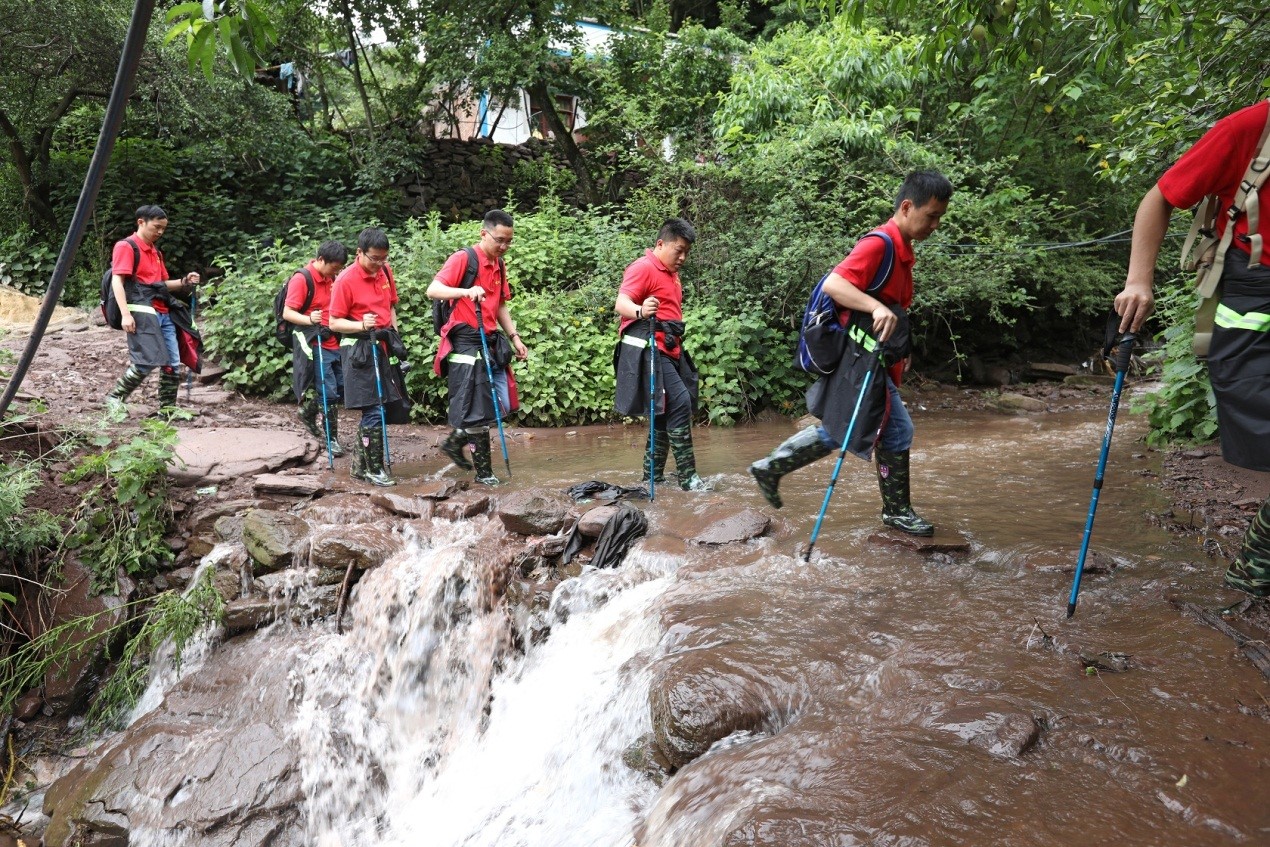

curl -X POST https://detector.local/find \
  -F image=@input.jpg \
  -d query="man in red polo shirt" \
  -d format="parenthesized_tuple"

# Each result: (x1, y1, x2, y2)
(1114, 100, 1270, 597)
(329, 228, 402, 486)
(748, 171, 953, 535)
(427, 209, 529, 486)
(104, 204, 201, 416)
(613, 218, 712, 491)
(282, 240, 348, 458)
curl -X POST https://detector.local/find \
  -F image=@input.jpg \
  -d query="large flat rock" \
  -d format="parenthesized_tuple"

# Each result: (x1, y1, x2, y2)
(171, 428, 316, 486)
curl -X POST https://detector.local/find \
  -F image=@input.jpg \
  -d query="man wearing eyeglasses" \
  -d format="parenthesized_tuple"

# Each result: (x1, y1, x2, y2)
(428, 209, 529, 486)
(329, 227, 403, 486)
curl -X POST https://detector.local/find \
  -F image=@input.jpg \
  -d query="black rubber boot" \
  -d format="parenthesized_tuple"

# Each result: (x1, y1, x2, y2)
(156, 369, 181, 417)
(470, 427, 499, 486)
(641, 430, 669, 483)
(441, 428, 473, 470)
(748, 426, 834, 509)
(326, 409, 345, 458)
(876, 448, 934, 536)
(355, 425, 395, 487)
(668, 426, 713, 491)
(105, 365, 147, 412)
(298, 392, 323, 439)
(1226, 496, 1270, 598)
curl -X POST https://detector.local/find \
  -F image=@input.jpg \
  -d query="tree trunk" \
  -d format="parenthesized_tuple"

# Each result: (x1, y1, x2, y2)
(527, 79, 600, 206)
(338, 0, 376, 136)
(0, 109, 58, 231)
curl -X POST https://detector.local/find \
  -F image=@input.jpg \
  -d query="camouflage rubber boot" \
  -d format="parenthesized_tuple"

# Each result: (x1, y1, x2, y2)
(298, 392, 323, 439)
(441, 427, 474, 470)
(356, 425, 395, 487)
(748, 426, 834, 509)
(641, 430, 669, 484)
(876, 448, 934, 536)
(105, 365, 147, 412)
(156, 369, 181, 417)
(668, 426, 713, 492)
(470, 427, 499, 486)
(325, 409, 345, 458)
(1225, 496, 1270, 598)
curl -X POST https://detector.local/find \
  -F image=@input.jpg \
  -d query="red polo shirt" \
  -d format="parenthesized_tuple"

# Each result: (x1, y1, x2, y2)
(433, 246, 510, 333)
(832, 218, 915, 309)
(285, 261, 338, 351)
(618, 249, 684, 357)
(1158, 100, 1270, 267)
(112, 235, 171, 313)
(329, 262, 397, 327)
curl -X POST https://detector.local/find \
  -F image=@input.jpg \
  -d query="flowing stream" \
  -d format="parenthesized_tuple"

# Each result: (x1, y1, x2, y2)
(126, 396, 1270, 845)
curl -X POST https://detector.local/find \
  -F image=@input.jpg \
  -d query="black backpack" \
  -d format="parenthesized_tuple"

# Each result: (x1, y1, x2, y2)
(432, 247, 503, 334)
(272, 268, 315, 349)
(99, 237, 145, 330)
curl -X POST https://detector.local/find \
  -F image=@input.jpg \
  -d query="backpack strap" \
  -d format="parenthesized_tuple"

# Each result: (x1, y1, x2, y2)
(862, 230, 896, 294)
(122, 236, 141, 281)
(1195, 104, 1270, 297)
(460, 246, 480, 288)
(298, 268, 316, 312)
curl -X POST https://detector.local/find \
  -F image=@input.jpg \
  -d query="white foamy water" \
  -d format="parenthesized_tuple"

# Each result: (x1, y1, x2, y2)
(289, 518, 675, 847)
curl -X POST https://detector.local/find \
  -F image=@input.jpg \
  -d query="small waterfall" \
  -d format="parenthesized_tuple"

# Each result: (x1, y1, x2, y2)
(289, 518, 675, 847)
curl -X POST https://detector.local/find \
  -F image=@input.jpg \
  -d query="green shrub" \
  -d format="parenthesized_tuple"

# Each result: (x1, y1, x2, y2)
(1133, 280, 1217, 446)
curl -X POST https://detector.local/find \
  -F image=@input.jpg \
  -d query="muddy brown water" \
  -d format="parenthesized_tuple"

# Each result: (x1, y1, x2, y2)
(402, 405, 1268, 845)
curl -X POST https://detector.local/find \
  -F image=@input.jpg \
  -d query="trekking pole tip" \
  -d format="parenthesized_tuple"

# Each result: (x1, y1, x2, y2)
(1066, 601, 1076, 619)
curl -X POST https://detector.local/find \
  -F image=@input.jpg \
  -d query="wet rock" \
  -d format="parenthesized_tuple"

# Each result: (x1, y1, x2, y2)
(992, 393, 1047, 414)
(369, 489, 437, 518)
(435, 490, 490, 521)
(222, 596, 277, 634)
(933, 703, 1042, 759)
(690, 508, 770, 546)
(300, 492, 391, 525)
(308, 522, 403, 570)
(42, 638, 306, 847)
(497, 488, 572, 535)
(578, 504, 619, 538)
(407, 478, 463, 500)
(622, 733, 670, 785)
(1063, 373, 1115, 387)
(867, 529, 970, 554)
(241, 510, 311, 575)
(43, 560, 133, 716)
(213, 514, 247, 543)
(14, 688, 43, 721)
(252, 473, 324, 497)
(649, 652, 773, 769)
(1027, 362, 1078, 379)
(211, 550, 247, 602)
(170, 427, 316, 486)
(527, 534, 569, 557)
(1080, 651, 1132, 673)
(223, 583, 340, 634)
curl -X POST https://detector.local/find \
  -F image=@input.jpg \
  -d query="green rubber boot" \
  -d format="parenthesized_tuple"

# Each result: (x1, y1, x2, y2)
(470, 427, 499, 486)
(105, 364, 147, 413)
(156, 369, 181, 418)
(642, 429, 669, 484)
(1225, 497, 1270, 598)
(876, 448, 934, 536)
(298, 392, 323, 439)
(441, 427, 473, 470)
(748, 426, 834, 509)
(325, 408, 345, 458)
(354, 425, 395, 487)
(668, 426, 713, 492)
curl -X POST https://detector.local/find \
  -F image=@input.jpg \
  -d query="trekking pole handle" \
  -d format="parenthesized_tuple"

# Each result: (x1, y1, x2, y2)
(1112, 332, 1136, 374)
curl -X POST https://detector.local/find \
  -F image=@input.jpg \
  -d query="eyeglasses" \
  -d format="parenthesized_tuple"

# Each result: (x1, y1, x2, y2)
(361, 253, 389, 265)
(484, 233, 513, 247)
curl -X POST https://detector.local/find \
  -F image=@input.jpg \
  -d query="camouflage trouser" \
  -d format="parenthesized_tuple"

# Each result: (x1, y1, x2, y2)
(1226, 496, 1270, 598)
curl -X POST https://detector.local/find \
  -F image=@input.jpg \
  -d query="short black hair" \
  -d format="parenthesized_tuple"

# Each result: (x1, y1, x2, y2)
(317, 240, 348, 264)
(656, 218, 696, 245)
(483, 209, 514, 230)
(895, 171, 953, 211)
(135, 204, 167, 222)
(357, 227, 389, 252)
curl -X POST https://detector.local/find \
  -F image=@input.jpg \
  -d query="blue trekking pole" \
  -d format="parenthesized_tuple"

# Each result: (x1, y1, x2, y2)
(369, 335, 391, 471)
(1067, 331, 1137, 618)
(647, 315, 657, 500)
(804, 346, 882, 563)
(474, 300, 512, 477)
(313, 333, 335, 469)
(184, 290, 197, 402)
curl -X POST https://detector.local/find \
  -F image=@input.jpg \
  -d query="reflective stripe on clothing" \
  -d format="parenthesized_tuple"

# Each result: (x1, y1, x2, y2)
(1216, 303, 1270, 332)
(126, 304, 157, 316)
(448, 352, 480, 365)
(621, 334, 649, 349)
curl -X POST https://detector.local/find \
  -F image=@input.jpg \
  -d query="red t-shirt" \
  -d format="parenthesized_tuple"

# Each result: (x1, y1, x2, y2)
(1158, 100, 1270, 267)
(112, 235, 171, 313)
(433, 247, 510, 333)
(831, 219, 915, 309)
(329, 262, 398, 327)
(285, 261, 338, 351)
(618, 249, 684, 357)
